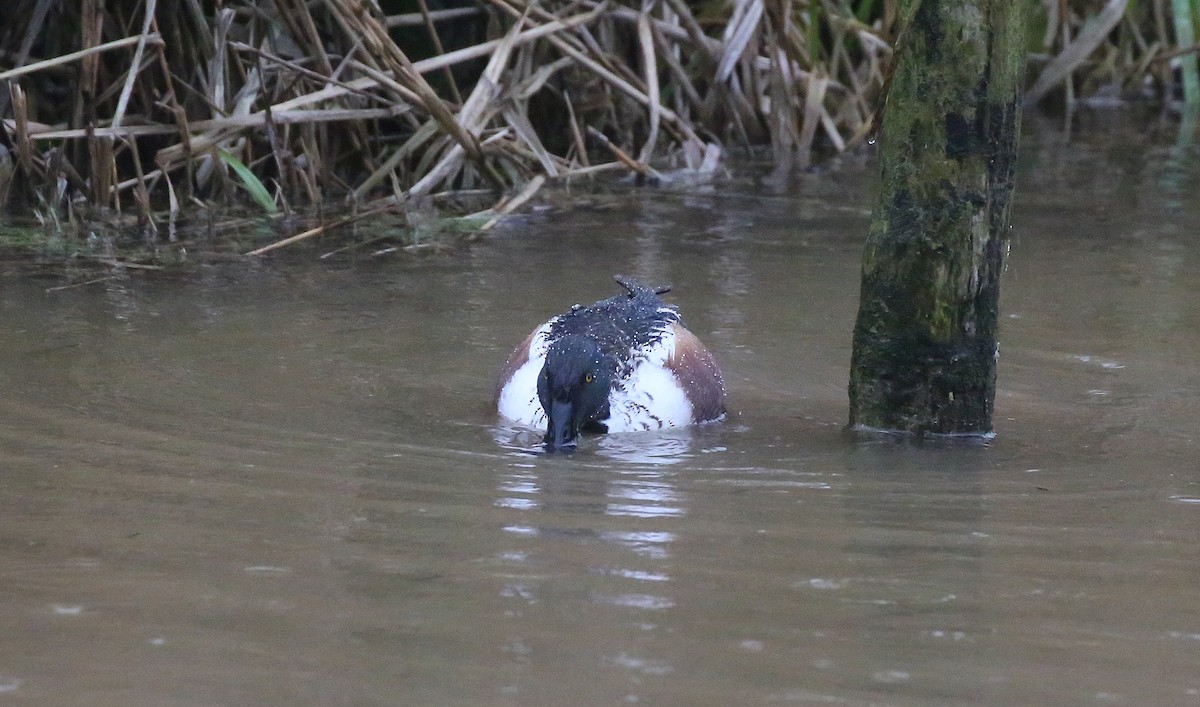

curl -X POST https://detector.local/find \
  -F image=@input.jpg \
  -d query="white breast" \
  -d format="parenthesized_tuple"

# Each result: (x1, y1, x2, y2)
(497, 319, 695, 434)
(603, 328, 694, 432)
(497, 322, 552, 428)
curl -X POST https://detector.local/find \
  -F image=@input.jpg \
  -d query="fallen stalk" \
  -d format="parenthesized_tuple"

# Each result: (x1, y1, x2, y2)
(0, 34, 164, 82)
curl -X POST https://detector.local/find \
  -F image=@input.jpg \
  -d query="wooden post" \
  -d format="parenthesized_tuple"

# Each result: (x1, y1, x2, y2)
(848, 0, 1029, 436)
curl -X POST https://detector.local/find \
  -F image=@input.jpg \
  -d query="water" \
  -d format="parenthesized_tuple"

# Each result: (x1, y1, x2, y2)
(2, 118, 1199, 705)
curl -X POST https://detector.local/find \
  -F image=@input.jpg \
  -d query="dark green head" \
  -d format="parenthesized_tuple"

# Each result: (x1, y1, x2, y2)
(537, 335, 613, 451)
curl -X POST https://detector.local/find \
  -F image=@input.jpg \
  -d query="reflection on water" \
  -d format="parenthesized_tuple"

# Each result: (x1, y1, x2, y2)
(2, 117, 1200, 704)
(595, 428, 709, 466)
(493, 421, 720, 465)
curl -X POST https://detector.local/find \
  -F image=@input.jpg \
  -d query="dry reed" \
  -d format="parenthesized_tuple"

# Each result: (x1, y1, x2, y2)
(0, 0, 1195, 255)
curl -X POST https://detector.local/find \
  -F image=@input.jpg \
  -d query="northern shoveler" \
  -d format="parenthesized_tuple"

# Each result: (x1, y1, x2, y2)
(496, 275, 726, 450)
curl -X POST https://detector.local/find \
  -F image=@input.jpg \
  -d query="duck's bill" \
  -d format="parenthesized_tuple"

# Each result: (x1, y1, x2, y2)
(543, 400, 579, 452)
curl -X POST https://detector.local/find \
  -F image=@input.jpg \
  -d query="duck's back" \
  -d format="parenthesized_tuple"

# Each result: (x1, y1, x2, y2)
(548, 288, 679, 376)
(497, 279, 725, 433)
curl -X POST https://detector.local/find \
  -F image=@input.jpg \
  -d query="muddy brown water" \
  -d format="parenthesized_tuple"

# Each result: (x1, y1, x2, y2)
(2, 120, 1199, 705)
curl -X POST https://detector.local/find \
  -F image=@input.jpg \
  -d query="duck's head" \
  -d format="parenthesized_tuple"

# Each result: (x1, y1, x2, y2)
(537, 335, 613, 451)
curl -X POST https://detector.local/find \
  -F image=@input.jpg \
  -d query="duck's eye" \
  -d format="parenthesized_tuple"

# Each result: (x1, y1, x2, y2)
(584, 372, 594, 384)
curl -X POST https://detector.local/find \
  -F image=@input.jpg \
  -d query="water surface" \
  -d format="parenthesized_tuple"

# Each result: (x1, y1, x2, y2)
(2, 117, 1199, 705)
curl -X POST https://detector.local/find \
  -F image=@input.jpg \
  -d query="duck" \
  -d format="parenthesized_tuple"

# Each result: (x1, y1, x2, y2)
(496, 275, 726, 450)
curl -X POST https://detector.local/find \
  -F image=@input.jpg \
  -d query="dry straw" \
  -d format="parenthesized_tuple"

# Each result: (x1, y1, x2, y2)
(0, 0, 1193, 254)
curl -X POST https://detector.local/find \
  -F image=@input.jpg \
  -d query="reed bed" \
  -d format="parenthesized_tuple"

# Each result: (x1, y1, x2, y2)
(0, 0, 893, 250)
(0, 0, 1196, 256)
(1028, 0, 1200, 107)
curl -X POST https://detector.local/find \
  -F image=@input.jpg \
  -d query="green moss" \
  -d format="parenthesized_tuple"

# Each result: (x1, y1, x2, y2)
(849, 0, 1026, 436)
(0, 224, 47, 250)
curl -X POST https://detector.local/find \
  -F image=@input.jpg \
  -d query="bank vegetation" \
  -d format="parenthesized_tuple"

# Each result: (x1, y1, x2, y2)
(0, 0, 1197, 258)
